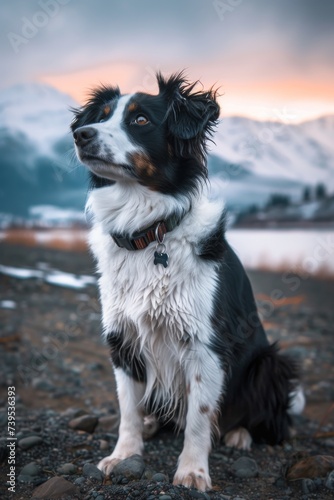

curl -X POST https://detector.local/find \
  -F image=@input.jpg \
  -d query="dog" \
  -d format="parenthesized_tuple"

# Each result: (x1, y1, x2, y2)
(71, 72, 305, 491)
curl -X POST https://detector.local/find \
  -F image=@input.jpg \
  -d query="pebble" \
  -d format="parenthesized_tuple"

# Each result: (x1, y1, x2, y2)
(286, 454, 334, 480)
(159, 496, 172, 500)
(99, 439, 109, 450)
(31, 378, 54, 391)
(96, 414, 119, 431)
(68, 414, 98, 433)
(189, 489, 210, 499)
(325, 469, 334, 490)
(32, 476, 79, 498)
(82, 462, 104, 481)
(152, 472, 169, 482)
(74, 477, 86, 485)
(112, 454, 145, 480)
(142, 468, 155, 480)
(57, 463, 78, 475)
(18, 436, 43, 450)
(20, 462, 42, 476)
(301, 478, 316, 493)
(231, 456, 259, 478)
(61, 407, 87, 419)
(18, 474, 42, 484)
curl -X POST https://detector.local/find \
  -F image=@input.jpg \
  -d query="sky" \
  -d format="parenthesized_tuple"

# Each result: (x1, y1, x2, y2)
(2, 0, 334, 122)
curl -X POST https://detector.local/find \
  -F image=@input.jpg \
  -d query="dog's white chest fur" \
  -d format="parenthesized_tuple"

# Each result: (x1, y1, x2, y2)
(87, 183, 223, 416)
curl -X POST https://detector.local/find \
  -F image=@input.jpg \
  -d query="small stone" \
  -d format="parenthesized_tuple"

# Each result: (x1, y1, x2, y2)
(231, 456, 259, 478)
(112, 454, 145, 480)
(82, 463, 104, 481)
(19, 436, 43, 450)
(57, 463, 78, 475)
(68, 414, 98, 433)
(142, 468, 155, 480)
(99, 439, 109, 450)
(96, 414, 119, 431)
(159, 496, 172, 500)
(74, 477, 86, 485)
(152, 472, 168, 482)
(189, 489, 210, 499)
(61, 408, 87, 419)
(325, 470, 334, 490)
(95, 496, 105, 500)
(31, 378, 54, 391)
(301, 478, 316, 494)
(18, 474, 38, 484)
(32, 476, 79, 498)
(274, 477, 287, 489)
(20, 462, 42, 476)
(287, 455, 334, 480)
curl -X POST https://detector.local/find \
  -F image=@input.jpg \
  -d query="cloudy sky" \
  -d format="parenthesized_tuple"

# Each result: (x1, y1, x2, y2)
(2, 0, 334, 122)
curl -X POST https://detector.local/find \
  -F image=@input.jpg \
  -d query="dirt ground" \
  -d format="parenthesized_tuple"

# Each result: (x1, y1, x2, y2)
(0, 242, 334, 499)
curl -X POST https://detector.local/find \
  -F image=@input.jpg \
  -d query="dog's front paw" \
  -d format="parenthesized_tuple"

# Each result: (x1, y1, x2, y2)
(173, 467, 212, 491)
(97, 455, 122, 477)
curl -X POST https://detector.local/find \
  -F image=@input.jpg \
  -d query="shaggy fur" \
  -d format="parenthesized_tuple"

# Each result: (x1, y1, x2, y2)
(71, 72, 304, 491)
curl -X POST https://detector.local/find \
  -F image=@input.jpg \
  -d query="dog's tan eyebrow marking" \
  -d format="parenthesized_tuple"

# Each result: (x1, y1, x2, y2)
(103, 105, 111, 115)
(128, 102, 138, 112)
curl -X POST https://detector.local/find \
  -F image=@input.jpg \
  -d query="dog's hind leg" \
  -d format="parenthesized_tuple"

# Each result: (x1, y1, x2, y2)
(224, 427, 252, 450)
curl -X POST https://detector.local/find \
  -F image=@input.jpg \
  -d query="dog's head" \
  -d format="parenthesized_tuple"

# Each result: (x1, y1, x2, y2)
(71, 72, 220, 195)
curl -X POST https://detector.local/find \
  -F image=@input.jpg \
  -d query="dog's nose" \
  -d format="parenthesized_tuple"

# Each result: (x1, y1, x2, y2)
(73, 126, 97, 147)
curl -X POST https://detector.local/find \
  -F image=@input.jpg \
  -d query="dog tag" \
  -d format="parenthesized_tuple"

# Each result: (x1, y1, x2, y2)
(154, 251, 169, 268)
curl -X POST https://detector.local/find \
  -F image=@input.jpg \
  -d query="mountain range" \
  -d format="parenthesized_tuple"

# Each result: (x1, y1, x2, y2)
(0, 83, 333, 222)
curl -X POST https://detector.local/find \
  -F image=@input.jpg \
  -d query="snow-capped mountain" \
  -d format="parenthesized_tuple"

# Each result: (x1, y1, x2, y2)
(0, 84, 87, 218)
(208, 115, 334, 210)
(0, 83, 76, 156)
(0, 82, 333, 221)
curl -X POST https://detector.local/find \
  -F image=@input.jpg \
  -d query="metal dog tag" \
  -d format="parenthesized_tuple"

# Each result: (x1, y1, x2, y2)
(154, 222, 169, 268)
(154, 250, 169, 268)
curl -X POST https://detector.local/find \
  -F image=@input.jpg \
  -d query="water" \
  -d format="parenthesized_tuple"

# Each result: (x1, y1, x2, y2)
(228, 229, 334, 276)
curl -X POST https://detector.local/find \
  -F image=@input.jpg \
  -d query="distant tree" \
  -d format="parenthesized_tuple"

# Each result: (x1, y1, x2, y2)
(315, 183, 327, 200)
(247, 204, 259, 214)
(267, 194, 291, 209)
(303, 186, 311, 203)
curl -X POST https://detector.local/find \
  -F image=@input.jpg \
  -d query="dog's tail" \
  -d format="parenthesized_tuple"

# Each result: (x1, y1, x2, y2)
(248, 343, 305, 445)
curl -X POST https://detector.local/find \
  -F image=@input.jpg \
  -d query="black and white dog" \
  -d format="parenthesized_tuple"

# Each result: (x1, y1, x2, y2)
(71, 73, 304, 491)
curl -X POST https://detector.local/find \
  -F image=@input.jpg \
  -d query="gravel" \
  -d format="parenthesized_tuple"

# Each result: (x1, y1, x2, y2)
(1, 243, 334, 500)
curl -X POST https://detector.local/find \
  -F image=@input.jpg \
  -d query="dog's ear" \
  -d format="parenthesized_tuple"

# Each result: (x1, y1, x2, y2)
(157, 72, 220, 140)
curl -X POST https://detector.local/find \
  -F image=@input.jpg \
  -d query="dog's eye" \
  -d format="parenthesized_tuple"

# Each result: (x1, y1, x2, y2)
(134, 115, 149, 126)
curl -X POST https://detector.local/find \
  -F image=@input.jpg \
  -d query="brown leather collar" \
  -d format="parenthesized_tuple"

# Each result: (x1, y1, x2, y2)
(111, 212, 187, 251)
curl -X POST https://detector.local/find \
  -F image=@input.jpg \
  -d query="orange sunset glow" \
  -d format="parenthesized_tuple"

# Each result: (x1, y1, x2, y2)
(39, 64, 334, 123)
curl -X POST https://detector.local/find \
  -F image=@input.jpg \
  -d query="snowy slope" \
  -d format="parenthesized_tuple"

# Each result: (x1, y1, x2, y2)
(210, 116, 334, 188)
(0, 83, 86, 217)
(0, 83, 76, 156)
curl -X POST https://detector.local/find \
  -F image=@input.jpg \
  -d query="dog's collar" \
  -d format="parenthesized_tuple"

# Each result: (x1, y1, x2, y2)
(111, 211, 187, 251)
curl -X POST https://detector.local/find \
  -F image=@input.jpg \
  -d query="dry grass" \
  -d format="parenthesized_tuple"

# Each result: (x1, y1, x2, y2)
(0, 229, 88, 252)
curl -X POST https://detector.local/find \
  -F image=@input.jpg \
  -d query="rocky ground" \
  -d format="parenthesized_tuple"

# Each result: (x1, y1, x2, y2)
(0, 242, 334, 500)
